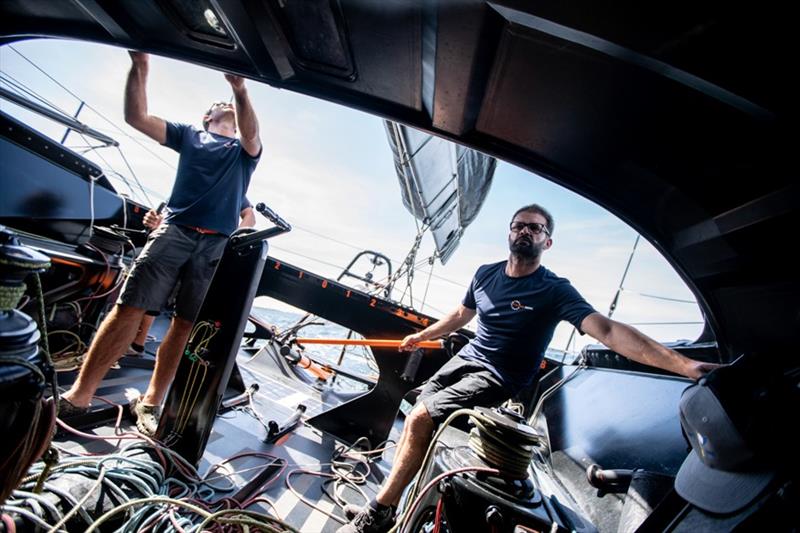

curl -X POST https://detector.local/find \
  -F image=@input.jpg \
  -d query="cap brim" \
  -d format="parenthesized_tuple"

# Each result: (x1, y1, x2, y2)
(675, 451, 775, 514)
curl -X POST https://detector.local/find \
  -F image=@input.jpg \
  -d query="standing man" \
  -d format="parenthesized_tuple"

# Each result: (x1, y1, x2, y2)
(59, 51, 262, 436)
(339, 204, 719, 533)
(124, 203, 254, 358)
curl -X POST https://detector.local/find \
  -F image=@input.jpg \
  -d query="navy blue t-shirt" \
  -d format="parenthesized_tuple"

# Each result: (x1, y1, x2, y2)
(162, 123, 260, 235)
(458, 261, 596, 393)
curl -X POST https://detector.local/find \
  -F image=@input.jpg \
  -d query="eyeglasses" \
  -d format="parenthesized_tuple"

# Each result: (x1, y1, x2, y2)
(510, 222, 550, 236)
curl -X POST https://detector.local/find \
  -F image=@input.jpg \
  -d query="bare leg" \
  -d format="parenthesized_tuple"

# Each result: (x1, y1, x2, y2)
(62, 304, 146, 407)
(376, 403, 435, 506)
(133, 314, 156, 347)
(141, 316, 193, 406)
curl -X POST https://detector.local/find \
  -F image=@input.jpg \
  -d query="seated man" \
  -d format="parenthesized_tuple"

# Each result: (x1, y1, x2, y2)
(339, 203, 719, 533)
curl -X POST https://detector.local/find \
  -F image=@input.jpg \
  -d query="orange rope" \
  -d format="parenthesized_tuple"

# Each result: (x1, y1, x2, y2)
(294, 338, 443, 349)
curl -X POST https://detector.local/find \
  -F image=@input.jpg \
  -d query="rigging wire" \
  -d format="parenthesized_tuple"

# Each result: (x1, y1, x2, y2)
(8, 45, 177, 178)
(9, 45, 171, 160)
(391, 226, 430, 308)
(269, 245, 350, 272)
(104, 168, 163, 201)
(94, 125, 178, 171)
(9, 45, 91, 107)
(419, 255, 436, 313)
(74, 143, 110, 154)
(293, 224, 363, 252)
(291, 224, 469, 290)
(0, 71, 74, 117)
(115, 145, 154, 206)
(75, 131, 155, 208)
(623, 289, 696, 305)
(90, 125, 164, 145)
(566, 234, 631, 352)
(608, 234, 641, 319)
(4, 55, 160, 206)
(74, 130, 165, 204)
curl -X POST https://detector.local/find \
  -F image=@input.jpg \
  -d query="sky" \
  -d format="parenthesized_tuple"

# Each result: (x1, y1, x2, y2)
(0, 39, 704, 352)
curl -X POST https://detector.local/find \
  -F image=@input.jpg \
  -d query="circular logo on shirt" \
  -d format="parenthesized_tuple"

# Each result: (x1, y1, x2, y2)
(511, 300, 534, 311)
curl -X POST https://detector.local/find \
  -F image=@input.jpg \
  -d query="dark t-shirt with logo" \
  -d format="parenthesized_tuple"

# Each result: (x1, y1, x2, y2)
(162, 122, 260, 235)
(458, 261, 596, 392)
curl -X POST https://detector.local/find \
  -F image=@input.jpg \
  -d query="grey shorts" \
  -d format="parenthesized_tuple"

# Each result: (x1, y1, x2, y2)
(117, 224, 227, 321)
(417, 356, 510, 425)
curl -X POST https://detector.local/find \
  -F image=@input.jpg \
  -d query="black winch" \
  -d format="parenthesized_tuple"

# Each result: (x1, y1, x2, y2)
(402, 406, 570, 533)
(0, 225, 55, 504)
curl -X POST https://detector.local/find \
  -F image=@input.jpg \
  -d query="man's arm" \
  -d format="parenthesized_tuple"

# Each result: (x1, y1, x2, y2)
(124, 52, 167, 144)
(238, 206, 256, 228)
(580, 312, 720, 379)
(399, 305, 477, 351)
(225, 74, 261, 157)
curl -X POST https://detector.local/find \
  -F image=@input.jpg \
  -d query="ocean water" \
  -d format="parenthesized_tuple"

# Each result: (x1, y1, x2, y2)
(249, 306, 379, 383)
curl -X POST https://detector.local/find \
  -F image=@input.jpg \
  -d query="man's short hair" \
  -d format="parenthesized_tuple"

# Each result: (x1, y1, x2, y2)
(511, 204, 554, 236)
(203, 101, 229, 131)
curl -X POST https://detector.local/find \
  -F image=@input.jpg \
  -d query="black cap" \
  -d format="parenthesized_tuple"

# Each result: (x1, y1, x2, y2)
(675, 355, 798, 514)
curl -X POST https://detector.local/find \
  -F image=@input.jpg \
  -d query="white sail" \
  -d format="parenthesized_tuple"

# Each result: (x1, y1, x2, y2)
(385, 121, 496, 264)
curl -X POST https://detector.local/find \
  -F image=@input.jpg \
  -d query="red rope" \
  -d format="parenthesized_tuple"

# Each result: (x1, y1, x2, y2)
(433, 496, 444, 533)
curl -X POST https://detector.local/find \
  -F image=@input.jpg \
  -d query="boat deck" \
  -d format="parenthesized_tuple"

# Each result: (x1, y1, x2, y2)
(52, 316, 400, 532)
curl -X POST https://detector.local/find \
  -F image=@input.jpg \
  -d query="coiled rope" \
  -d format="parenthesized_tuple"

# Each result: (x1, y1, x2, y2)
(467, 411, 539, 480)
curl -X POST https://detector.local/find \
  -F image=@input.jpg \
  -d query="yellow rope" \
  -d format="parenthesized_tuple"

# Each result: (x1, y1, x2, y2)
(168, 320, 218, 439)
(176, 361, 207, 435)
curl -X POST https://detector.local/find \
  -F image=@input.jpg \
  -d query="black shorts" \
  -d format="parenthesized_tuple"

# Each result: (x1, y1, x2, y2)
(117, 224, 227, 321)
(417, 356, 510, 425)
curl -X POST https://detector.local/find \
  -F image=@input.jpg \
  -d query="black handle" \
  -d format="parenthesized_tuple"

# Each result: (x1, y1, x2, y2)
(230, 202, 291, 250)
(255, 202, 291, 231)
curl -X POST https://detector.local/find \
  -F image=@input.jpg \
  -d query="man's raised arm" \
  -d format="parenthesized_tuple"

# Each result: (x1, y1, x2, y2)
(225, 74, 261, 157)
(124, 51, 167, 144)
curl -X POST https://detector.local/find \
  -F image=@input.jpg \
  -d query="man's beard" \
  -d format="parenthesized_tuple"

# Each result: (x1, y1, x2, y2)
(509, 236, 542, 259)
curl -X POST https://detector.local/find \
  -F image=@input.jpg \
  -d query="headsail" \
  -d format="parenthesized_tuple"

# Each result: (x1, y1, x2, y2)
(385, 121, 496, 264)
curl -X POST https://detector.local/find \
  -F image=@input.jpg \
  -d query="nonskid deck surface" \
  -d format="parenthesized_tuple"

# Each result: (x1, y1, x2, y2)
(207, 353, 397, 532)
(206, 412, 393, 532)
(51, 344, 397, 532)
(239, 350, 335, 420)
